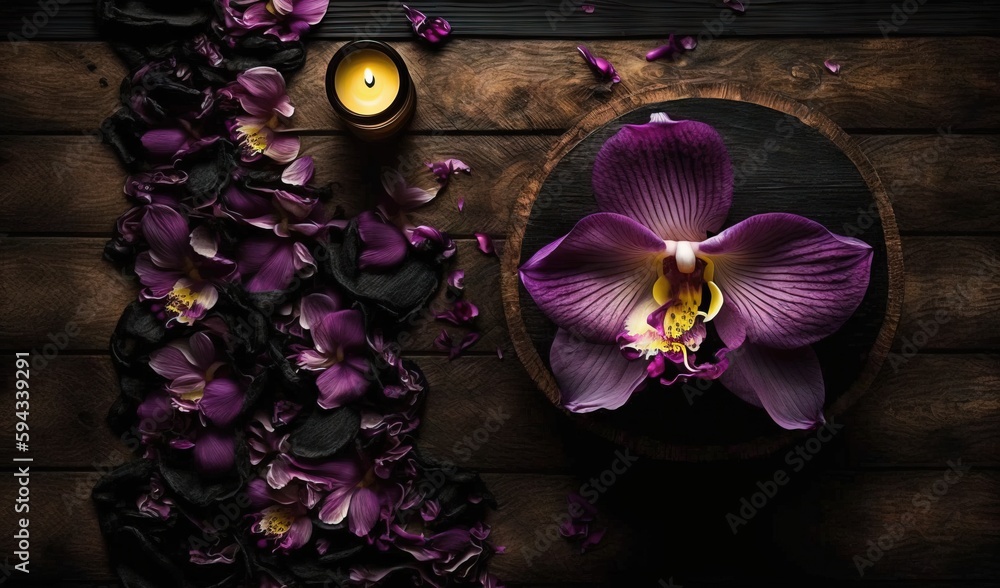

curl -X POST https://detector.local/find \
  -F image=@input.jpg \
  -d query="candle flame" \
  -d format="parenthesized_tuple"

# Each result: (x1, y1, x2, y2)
(364, 68, 375, 88)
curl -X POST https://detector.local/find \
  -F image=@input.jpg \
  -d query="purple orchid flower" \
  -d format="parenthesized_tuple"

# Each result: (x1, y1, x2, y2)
(148, 331, 246, 427)
(519, 113, 872, 429)
(235, 0, 330, 42)
(357, 211, 411, 271)
(248, 478, 317, 552)
(221, 67, 300, 164)
(402, 5, 452, 44)
(294, 298, 371, 410)
(267, 451, 403, 537)
(577, 45, 620, 84)
(134, 205, 238, 325)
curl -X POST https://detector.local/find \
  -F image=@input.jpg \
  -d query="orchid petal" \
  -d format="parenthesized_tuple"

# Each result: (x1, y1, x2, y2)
(382, 168, 439, 210)
(263, 132, 301, 164)
(282, 517, 313, 550)
(293, 0, 330, 25)
(720, 343, 825, 430)
(193, 429, 235, 475)
(312, 309, 367, 355)
(550, 329, 648, 412)
(592, 113, 733, 241)
(141, 205, 191, 265)
(577, 45, 620, 83)
(299, 292, 343, 330)
(474, 232, 495, 255)
(282, 156, 315, 186)
(520, 213, 664, 343)
(235, 67, 294, 118)
(200, 378, 244, 427)
(357, 212, 409, 270)
(699, 213, 873, 349)
(824, 59, 841, 75)
(316, 361, 370, 410)
(348, 487, 380, 536)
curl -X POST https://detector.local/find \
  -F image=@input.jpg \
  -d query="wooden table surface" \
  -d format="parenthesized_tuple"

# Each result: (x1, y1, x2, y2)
(0, 1, 998, 586)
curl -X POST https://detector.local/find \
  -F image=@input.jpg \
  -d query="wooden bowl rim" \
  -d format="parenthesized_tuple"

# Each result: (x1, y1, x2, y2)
(499, 82, 904, 461)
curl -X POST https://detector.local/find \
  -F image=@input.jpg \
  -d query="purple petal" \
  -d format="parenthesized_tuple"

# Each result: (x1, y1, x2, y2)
(496, 346, 504, 360)
(382, 168, 439, 210)
(348, 487, 381, 536)
(824, 59, 841, 75)
(447, 269, 465, 290)
(313, 309, 367, 355)
(645, 34, 682, 62)
(263, 132, 301, 164)
(194, 429, 236, 475)
(235, 66, 294, 119)
(434, 300, 479, 326)
(426, 158, 471, 183)
(316, 360, 370, 409)
(699, 213, 873, 349)
(723, 0, 745, 13)
(357, 212, 409, 270)
(299, 292, 343, 331)
(318, 488, 353, 524)
(141, 128, 191, 158)
(282, 156, 315, 186)
(292, 0, 330, 26)
(474, 232, 495, 255)
(200, 378, 244, 427)
(519, 213, 665, 343)
(581, 4, 595, 13)
(577, 45, 620, 84)
(281, 517, 313, 551)
(141, 205, 191, 265)
(401, 4, 426, 26)
(550, 329, 648, 412)
(457, 196, 465, 212)
(148, 345, 196, 381)
(720, 343, 825, 430)
(680, 36, 697, 50)
(240, 238, 297, 292)
(592, 113, 733, 241)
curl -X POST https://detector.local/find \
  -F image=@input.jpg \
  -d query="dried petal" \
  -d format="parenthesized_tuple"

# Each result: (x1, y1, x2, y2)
(824, 59, 841, 75)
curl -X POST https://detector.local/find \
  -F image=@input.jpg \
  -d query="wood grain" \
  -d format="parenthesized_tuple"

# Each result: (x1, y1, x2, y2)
(3, 39, 1000, 132)
(2, 236, 998, 352)
(3, 352, 997, 470)
(4, 0, 1000, 39)
(3, 133, 998, 236)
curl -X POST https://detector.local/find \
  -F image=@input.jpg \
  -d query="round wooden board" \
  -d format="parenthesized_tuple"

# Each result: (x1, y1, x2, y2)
(501, 84, 904, 461)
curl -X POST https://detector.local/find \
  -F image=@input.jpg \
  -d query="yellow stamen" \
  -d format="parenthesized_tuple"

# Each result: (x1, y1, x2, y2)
(166, 286, 197, 319)
(259, 506, 295, 536)
(179, 388, 204, 402)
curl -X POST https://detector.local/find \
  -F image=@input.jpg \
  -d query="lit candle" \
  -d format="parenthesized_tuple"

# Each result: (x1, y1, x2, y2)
(326, 41, 416, 141)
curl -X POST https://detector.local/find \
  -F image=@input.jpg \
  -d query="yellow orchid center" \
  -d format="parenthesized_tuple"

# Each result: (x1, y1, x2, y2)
(621, 243, 724, 360)
(259, 506, 295, 537)
(166, 285, 198, 322)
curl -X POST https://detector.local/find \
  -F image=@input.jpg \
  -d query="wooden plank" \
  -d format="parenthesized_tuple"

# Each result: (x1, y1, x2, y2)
(4, 134, 999, 236)
(3, 39, 1000, 132)
(2, 470, 996, 583)
(0, 354, 569, 471)
(3, 236, 1000, 352)
(844, 355, 1000, 467)
(3, 352, 997, 471)
(4, 0, 1000, 39)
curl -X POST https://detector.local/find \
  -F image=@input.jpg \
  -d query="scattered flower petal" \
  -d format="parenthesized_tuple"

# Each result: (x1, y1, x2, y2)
(402, 5, 452, 44)
(474, 232, 495, 255)
(581, 4, 595, 13)
(496, 346, 504, 360)
(434, 329, 481, 360)
(824, 59, 841, 75)
(723, 0, 745, 13)
(434, 300, 479, 326)
(457, 196, 465, 212)
(577, 45, 620, 84)
(426, 158, 471, 183)
(447, 269, 465, 290)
